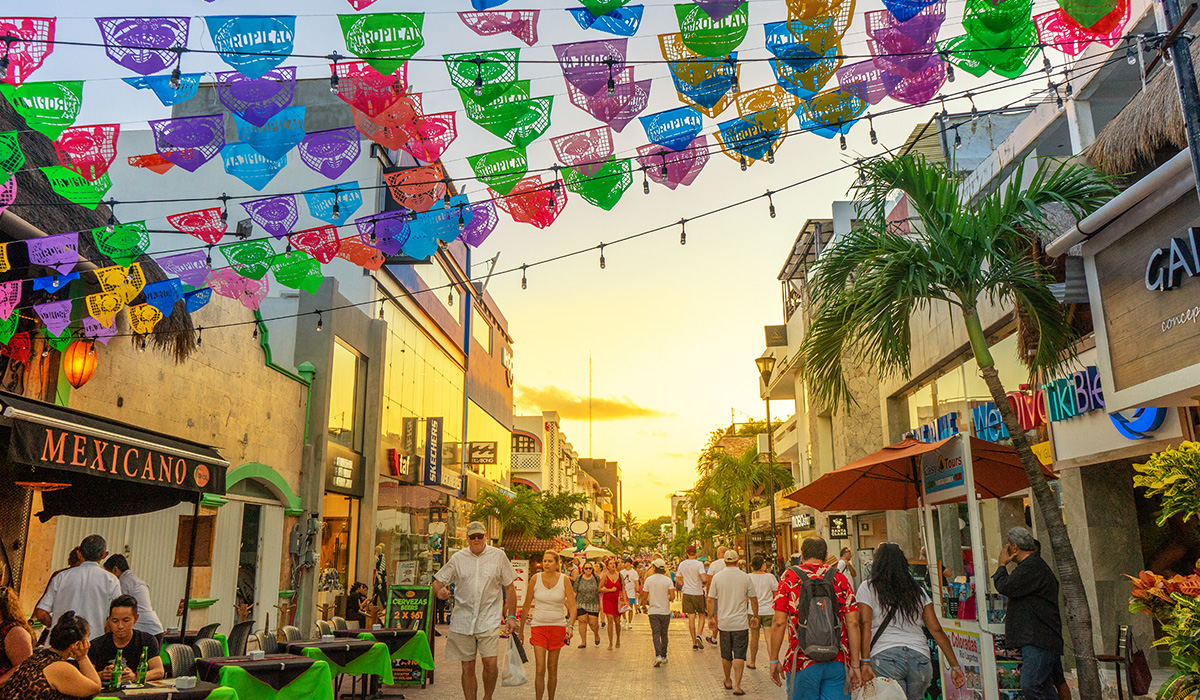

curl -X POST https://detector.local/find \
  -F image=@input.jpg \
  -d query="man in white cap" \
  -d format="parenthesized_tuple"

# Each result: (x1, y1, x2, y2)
(708, 549, 758, 696)
(433, 521, 518, 700)
(643, 558, 675, 667)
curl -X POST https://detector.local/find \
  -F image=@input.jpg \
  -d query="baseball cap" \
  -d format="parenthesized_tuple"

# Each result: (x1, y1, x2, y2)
(466, 521, 487, 537)
(622, 556, 632, 562)
(686, 545, 697, 555)
(651, 558, 666, 568)
(724, 549, 739, 563)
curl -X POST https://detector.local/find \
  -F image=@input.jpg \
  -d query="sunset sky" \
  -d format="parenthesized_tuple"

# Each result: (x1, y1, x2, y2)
(44, 0, 1071, 518)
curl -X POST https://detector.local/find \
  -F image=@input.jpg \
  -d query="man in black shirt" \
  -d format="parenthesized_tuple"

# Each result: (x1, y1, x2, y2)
(993, 527, 1063, 700)
(87, 595, 165, 685)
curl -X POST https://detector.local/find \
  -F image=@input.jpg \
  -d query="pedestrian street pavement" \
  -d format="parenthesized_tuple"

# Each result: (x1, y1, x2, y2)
(403, 616, 788, 700)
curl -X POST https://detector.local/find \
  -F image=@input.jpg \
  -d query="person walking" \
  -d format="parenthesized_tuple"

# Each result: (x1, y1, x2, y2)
(0, 587, 33, 687)
(677, 545, 708, 650)
(0, 613, 100, 700)
(747, 555, 778, 670)
(102, 555, 163, 640)
(572, 562, 601, 647)
(521, 551, 576, 700)
(768, 536, 863, 700)
(599, 558, 623, 649)
(837, 549, 858, 588)
(620, 558, 639, 630)
(432, 521, 518, 700)
(703, 547, 728, 646)
(35, 535, 120, 638)
(993, 527, 1063, 700)
(708, 550, 758, 695)
(856, 543, 966, 700)
(643, 558, 675, 667)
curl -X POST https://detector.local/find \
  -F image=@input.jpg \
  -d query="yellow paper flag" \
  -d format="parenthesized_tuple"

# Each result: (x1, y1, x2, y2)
(85, 290, 125, 328)
(0, 243, 10, 273)
(127, 303, 163, 336)
(95, 263, 145, 304)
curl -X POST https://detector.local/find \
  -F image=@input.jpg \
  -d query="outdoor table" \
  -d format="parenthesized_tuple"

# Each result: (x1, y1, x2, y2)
(95, 678, 238, 699)
(163, 630, 231, 656)
(285, 639, 393, 684)
(196, 653, 333, 700)
(332, 629, 433, 669)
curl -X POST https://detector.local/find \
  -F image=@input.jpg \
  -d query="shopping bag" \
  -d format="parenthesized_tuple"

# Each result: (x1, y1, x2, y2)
(852, 677, 908, 700)
(501, 635, 528, 687)
(618, 599, 631, 614)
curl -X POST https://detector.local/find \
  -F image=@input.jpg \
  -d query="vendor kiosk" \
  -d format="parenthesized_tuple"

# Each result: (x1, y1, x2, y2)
(919, 435, 1029, 700)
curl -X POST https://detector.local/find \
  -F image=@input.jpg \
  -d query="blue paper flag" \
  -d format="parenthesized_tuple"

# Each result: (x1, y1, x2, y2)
(798, 90, 865, 139)
(764, 22, 828, 73)
(143, 278, 184, 316)
(472, 0, 511, 8)
(233, 106, 305, 161)
(32, 273, 80, 293)
(221, 142, 287, 191)
(184, 287, 212, 313)
(717, 111, 783, 161)
(205, 16, 297, 80)
(403, 195, 469, 259)
(123, 73, 203, 106)
(567, 6, 644, 36)
(639, 107, 703, 152)
(770, 53, 840, 100)
(668, 52, 737, 110)
(302, 182, 362, 226)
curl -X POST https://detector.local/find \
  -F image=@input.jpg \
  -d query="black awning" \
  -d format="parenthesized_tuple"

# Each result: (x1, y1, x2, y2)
(0, 392, 228, 520)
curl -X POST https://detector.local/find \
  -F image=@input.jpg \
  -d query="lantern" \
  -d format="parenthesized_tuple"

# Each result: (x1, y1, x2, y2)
(62, 339, 97, 389)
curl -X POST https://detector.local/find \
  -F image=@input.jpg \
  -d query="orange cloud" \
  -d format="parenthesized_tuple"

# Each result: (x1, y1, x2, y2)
(515, 385, 670, 421)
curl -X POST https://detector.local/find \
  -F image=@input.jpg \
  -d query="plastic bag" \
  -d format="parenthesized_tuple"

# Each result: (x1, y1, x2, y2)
(501, 635, 527, 687)
(852, 677, 908, 700)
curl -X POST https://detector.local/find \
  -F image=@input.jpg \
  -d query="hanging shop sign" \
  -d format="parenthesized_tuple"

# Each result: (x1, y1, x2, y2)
(469, 441, 498, 465)
(827, 514, 849, 538)
(791, 513, 814, 529)
(422, 417, 443, 487)
(921, 437, 966, 504)
(401, 416, 418, 455)
(764, 324, 788, 347)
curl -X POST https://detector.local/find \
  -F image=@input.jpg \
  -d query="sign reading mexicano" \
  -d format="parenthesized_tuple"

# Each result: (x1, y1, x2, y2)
(9, 421, 223, 493)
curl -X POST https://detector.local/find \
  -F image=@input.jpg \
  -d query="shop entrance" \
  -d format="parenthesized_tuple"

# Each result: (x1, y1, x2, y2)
(237, 504, 262, 618)
(321, 493, 359, 596)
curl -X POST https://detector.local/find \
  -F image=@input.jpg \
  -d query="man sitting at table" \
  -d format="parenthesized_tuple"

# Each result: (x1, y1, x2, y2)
(87, 595, 164, 685)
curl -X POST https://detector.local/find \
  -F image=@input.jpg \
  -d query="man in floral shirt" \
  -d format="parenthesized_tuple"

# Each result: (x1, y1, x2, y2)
(768, 537, 862, 700)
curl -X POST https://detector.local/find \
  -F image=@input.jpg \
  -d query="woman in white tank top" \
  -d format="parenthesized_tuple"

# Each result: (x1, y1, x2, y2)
(521, 550, 577, 700)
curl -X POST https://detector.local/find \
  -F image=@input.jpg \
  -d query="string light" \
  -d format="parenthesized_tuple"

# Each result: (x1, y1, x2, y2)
(642, 167, 650, 195)
(521, 264, 527, 290)
(105, 199, 116, 233)
(447, 287, 454, 306)
(1126, 39, 1138, 65)
(1042, 47, 1053, 73)
(943, 52, 955, 82)
(252, 325, 259, 341)
(458, 206, 466, 231)
(598, 243, 606, 269)
(939, 97, 948, 119)
(196, 327, 203, 346)
(953, 125, 962, 149)
(205, 245, 213, 268)
(968, 94, 978, 119)
(839, 133, 847, 150)
(726, 55, 739, 93)
(327, 52, 342, 93)
(470, 56, 488, 98)
(739, 155, 747, 171)
(868, 115, 878, 145)
(766, 146, 775, 164)
(168, 46, 185, 90)
(766, 191, 776, 219)
(219, 193, 229, 223)
(315, 311, 323, 331)
(379, 303, 385, 320)
(605, 56, 616, 95)
(679, 219, 686, 246)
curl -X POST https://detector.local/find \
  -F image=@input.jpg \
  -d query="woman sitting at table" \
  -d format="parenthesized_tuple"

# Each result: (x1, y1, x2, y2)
(0, 611, 101, 700)
(347, 582, 369, 627)
(0, 586, 34, 686)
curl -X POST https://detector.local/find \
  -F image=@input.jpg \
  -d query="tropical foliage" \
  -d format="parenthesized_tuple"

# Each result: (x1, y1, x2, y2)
(690, 442, 792, 550)
(797, 153, 1116, 700)
(1134, 442, 1200, 527)
(468, 487, 588, 542)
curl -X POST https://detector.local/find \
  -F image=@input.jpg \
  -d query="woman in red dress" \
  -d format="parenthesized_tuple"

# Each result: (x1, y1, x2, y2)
(599, 558, 623, 650)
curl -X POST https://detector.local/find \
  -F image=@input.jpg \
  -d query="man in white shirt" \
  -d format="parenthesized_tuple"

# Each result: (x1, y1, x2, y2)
(703, 546, 728, 645)
(433, 521, 518, 700)
(104, 554, 164, 639)
(676, 545, 708, 650)
(619, 558, 639, 630)
(36, 534, 121, 640)
(707, 549, 758, 696)
(643, 558, 675, 667)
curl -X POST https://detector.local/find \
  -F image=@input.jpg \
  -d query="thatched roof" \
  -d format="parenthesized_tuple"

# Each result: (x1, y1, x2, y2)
(0, 98, 196, 361)
(1085, 41, 1200, 176)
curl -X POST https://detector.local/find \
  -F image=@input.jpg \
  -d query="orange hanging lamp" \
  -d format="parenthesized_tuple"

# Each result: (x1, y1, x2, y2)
(62, 339, 97, 389)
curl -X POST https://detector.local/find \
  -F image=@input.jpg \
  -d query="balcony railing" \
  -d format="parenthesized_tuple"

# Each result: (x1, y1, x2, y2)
(512, 452, 542, 472)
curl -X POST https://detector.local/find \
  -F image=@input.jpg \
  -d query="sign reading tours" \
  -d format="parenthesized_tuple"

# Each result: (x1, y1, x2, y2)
(9, 420, 223, 493)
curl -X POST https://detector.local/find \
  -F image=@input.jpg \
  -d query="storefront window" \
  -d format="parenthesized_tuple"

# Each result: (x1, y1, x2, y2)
(329, 340, 363, 451)
(473, 307, 491, 355)
(320, 493, 358, 594)
(467, 401, 511, 484)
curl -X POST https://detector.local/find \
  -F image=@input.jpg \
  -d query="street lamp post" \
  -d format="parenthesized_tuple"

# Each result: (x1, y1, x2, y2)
(755, 354, 778, 569)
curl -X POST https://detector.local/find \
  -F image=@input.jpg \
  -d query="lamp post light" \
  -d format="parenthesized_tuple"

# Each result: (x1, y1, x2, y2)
(754, 354, 778, 569)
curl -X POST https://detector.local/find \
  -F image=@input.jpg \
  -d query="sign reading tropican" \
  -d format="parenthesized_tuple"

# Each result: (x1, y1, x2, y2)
(1145, 227, 1200, 291)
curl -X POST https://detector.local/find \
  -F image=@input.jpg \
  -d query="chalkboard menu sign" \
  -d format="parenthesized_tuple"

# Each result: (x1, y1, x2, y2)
(387, 585, 434, 685)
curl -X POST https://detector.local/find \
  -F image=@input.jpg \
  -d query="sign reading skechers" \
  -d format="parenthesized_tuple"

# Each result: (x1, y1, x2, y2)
(1145, 227, 1200, 291)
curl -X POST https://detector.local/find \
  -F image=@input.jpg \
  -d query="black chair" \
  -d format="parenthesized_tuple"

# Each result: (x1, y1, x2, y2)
(163, 644, 195, 678)
(193, 637, 224, 660)
(1097, 624, 1132, 700)
(316, 619, 333, 636)
(227, 619, 255, 656)
(195, 622, 220, 640)
(280, 625, 303, 642)
(256, 631, 279, 654)
(331, 616, 348, 631)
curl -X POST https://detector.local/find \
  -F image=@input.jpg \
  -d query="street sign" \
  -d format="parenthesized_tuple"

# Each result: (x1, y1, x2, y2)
(468, 441, 498, 465)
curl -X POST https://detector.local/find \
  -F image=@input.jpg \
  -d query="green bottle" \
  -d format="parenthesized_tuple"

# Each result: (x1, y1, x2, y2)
(110, 649, 123, 690)
(135, 647, 149, 685)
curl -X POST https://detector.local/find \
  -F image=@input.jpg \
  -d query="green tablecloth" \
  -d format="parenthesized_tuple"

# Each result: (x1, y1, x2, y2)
(292, 642, 394, 684)
(356, 630, 434, 669)
(96, 680, 238, 699)
(214, 661, 333, 700)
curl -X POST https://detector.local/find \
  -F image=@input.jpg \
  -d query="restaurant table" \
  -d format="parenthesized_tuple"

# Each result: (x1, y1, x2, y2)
(95, 678, 238, 699)
(162, 631, 231, 656)
(333, 629, 434, 670)
(196, 653, 333, 700)
(285, 639, 393, 684)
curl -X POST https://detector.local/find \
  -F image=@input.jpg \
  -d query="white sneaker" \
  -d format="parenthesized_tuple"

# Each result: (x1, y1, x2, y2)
(661, 657, 668, 664)
(654, 656, 663, 667)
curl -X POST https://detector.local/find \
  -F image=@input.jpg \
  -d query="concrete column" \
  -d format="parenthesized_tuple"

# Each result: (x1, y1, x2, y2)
(355, 317, 387, 586)
(1066, 100, 1096, 154)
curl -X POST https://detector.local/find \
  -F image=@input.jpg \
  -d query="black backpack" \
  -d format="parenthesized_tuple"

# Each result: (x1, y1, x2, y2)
(788, 566, 842, 663)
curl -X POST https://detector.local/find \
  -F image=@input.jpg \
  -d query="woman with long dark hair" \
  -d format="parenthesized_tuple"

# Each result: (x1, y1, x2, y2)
(599, 558, 623, 649)
(857, 543, 966, 700)
(572, 562, 601, 648)
(0, 612, 100, 700)
(0, 587, 33, 686)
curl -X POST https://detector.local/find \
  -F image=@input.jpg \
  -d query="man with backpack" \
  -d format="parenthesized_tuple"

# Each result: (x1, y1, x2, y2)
(768, 536, 863, 700)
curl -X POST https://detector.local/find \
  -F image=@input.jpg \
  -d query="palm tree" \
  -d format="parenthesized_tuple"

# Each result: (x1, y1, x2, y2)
(611, 510, 637, 549)
(468, 487, 541, 544)
(797, 153, 1115, 700)
(697, 446, 794, 553)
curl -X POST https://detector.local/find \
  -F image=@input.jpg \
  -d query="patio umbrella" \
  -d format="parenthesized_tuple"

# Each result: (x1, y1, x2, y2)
(558, 544, 615, 559)
(784, 435, 1056, 512)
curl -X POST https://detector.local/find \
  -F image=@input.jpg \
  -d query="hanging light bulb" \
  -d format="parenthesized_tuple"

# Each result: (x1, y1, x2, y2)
(766, 146, 775, 164)
(766, 191, 776, 219)
(939, 97, 948, 119)
(205, 246, 213, 268)
(1126, 42, 1138, 65)
(521, 265, 528, 290)
(599, 244, 606, 269)
(953, 126, 962, 150)
(679, 219, 687, 246)
(169, 65, 182, 90)
(379, 303, 385, 320)
(220, 194, 229, 223)
(332, 200, 341, 220)
(51, 275, 59, 288)
(605, 56, 616, 95)
(739, 155, 747, 171)
(1065, 82, 1074, 98)
(473, 72, 484, 98)
(447, 288, 454, 306)
(969, 94, 979, 119)
(196, 327, 203, 346)
(868, 115, 878, 145)
(726, 56, 739, 94)
(106, 213, 115, 234)
(316, 312, 323, 331)
(839, 133, 847, 151)
(252, 325, 259, 341)
(285, 242, 293, 254)
(329, 54, 341, 94)
(458, 208, 466, 231)
(642, 167, 650, 195)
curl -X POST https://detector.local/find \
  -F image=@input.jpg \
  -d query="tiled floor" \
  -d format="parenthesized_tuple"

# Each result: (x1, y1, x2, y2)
(398, 615, 785, 700)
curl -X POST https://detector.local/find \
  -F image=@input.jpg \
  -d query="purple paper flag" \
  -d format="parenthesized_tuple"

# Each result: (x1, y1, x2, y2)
(461, 200, 499, 248)
(83, 316, 117, 345)
(837, 61, 891, 106)
(636, 135, 710, 190)
(354, 210, 410, 255)
(149, 114, 225, 172)
(26, 232, 78, 275)
(555, 39, 628, 97)
(0, 281, 20, 319)
(35, 299, 71, 336)
(96, 17, 190, 76)
(693, 0, 744, 22)
(241, 194, 299, 239)
(298, 127, 361, 180)
(215, 67, 296, 127)
(156, 250, 210, 287)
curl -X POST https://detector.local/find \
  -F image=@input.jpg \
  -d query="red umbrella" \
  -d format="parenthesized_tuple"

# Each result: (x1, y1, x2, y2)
(784, 435, 1056, 512)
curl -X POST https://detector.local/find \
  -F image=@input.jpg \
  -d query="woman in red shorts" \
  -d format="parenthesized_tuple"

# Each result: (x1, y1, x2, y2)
(522, 550, 576, 700)
(599, 557, 624, 649)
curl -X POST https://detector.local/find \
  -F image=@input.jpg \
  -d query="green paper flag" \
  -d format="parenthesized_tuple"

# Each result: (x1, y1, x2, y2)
(0, 309, 18, 346)
(445, 49, 520, 104)
(467, 147, 528, 196)
(93, 221, 149, 268)
(220, 239, 277, 281)
(579, 0, 633, 17)
(43, 325, 74, 352)
(0, 132, 24, 182)
(339, 14, 425, 76)
(270, 250, 324, 294)
(40, 166, 111, 209)
(675, 3, 749, 58)
(461, 84, 552, 148)
(563, 158, 632, 211)
(0, 81, 84, 140)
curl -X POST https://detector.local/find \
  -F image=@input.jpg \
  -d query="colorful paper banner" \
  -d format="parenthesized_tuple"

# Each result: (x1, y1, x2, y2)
(205, 15, 296, 79)
(241, 194, 299, 239)
(675, 3, 749, 57)
(221, 142, 287, 191)
(156, 250, 211, 287)
(458, 10, 540, 46)
(95, 17, 189, 76)
(0, 17, 55, 86)
(302, 182, 362, 225)
(233, 105, 305, 161)
(0, 81, 83, 140)
(149, 114, 225, 172)
(167, 207, 226, 244)
(215, 67, 296, 127)
(567, 6, 644, 36)
(270, 250, 324, 294)
(123, 73, 202, 106)
(40, 166, 111, 209)
(220, 238, 277, 280)
(339, 13, 425, 76)
(468, 146, 528, 196)
(298, 127, 362, 180)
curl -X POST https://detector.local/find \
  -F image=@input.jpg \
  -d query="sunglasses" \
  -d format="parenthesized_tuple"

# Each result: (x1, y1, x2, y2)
(468, 534, 485, 540)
